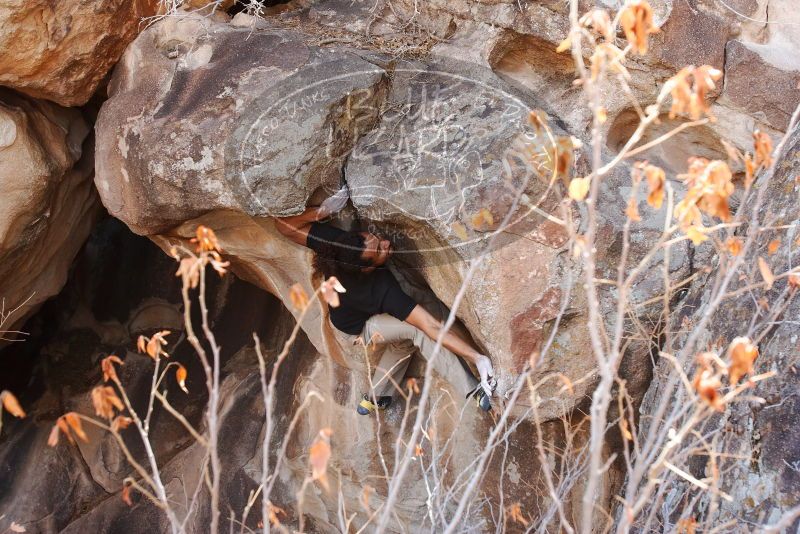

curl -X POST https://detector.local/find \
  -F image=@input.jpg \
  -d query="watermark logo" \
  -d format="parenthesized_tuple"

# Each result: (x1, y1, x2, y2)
(226, 57, 566, 264)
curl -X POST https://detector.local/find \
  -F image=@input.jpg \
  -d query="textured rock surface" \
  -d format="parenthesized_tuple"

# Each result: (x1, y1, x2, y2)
(2, 0, 800, 531)
(95, 15, 387, 233)
(0, 0, 159, 106)
(95, 13, 609, 418)
(0, 219, 586, 533)
(0, 89, 100, 341)
(722, 39, 800, 131)
(634, 123, 800, 529)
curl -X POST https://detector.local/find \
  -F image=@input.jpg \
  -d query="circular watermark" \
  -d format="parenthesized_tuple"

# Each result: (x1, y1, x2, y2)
(225, 56, 565, 266)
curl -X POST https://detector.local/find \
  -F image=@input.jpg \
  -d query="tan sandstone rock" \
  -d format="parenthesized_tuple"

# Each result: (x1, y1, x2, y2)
(0, 89, 100, 340)
(0, 0, 160, 106)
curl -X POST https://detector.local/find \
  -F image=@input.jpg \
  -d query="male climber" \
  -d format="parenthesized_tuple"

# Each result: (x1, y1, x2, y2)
(275, 186, 496, 414)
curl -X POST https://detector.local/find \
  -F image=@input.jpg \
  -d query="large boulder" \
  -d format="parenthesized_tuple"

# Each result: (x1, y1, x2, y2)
(91, 13, 631, 529)
(0, 89, 100, 340)
(95, 15, 387, 234)
(94, 13, 605, 417)
(0, 0, 160, 106)
(0, 219, 585, 533)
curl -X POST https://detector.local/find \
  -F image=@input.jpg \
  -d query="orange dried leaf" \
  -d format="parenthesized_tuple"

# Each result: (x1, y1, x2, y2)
(176, 257, 201, 289)
(758, 257, 774, 289)
(620, 0, 658, 55)
(686, 226, 708, 246)
(507, 502, 530, 526)
(626, 197, 641, 221)
(47, 423, 61, 447)
(557, 373, 574, 394)
(677, 517, 697, 534)
(568, 177, 591, 201)
(643, 164, 666, 208)
(767, 239, 780, 255)
(92, 386, 124, 420)
(145, 331, 170, 360)
(581, 9, 613, 40)
(451, 222, 468, 241)
(289, 283, 309, 311)
(191, 225, 221, 253)
(725, 237, 743, 256)
(268, 503, 285, 527)
(111, 416, 133, 432)
(360, 485, 374, 510)
(56, 417, 73, 444)
(728, 337, 758, 385)
(789, 272, 800, 289)
(556, 36, 572, 53)
(471, 208, 494, 230)
(753, 130, 773, 169)
(554, 137, 574, 179)
(176, 364, 189, 394)
(692, 365, 724, 411)
(1, 391, 26, 418)
(320, 281, 340, 308)
(64, 412, 89, 443)
(666, 66, 722, 120)
(101, 355, 123, 383)
(744, 154, 756, 189)
(121, 484, 133, 506)
(620, 419, 633, 441)
(309, 428, 332, 490)
(406, 377, 420, 395)
(528, 110, 548, 133)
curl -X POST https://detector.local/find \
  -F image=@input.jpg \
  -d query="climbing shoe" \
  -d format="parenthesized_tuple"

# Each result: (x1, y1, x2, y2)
(466, 384, 492, 412)
(357, 394, 392, 415)
(474, 388, 492, 411)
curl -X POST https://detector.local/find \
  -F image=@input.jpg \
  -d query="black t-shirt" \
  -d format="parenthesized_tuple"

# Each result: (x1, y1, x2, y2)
(306, 222, 417, 335)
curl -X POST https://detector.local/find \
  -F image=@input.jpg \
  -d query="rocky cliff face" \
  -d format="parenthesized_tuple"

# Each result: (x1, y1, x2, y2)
(0, 0, 799, 532)
(0, 89, 100, 342)
(0, 0, 160, 106)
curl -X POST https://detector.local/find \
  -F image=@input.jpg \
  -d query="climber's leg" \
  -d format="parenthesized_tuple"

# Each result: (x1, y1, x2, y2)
(363, 314, 479, 397)
(362, 316, 414, 397)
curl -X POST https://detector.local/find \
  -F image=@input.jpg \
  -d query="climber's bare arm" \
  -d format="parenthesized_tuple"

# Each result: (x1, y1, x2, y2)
(405, 305, 481, 365)
(275, 186, 349, 247)
(406, 305, 495, 394)
(274, 206, 325, 247)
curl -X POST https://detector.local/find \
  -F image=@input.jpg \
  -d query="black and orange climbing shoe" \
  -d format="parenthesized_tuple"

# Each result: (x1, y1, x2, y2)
(474, 388, 492, 411)
(466, 385, 492, 412)
(357, 394, 392, 415)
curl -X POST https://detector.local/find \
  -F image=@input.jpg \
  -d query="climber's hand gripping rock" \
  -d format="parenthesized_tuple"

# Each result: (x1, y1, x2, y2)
(317, 184, 350, 219)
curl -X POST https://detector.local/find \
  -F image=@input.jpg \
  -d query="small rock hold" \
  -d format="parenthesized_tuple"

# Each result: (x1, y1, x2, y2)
(167, 49, 180, 59)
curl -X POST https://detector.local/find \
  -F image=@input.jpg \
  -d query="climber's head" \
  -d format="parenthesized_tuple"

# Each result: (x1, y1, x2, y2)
(312, 231, 392, 278)
(358, 231, 393, 268)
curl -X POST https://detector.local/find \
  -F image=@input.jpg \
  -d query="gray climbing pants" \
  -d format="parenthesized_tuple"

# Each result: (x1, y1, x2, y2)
(358, 314, 478, 398)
